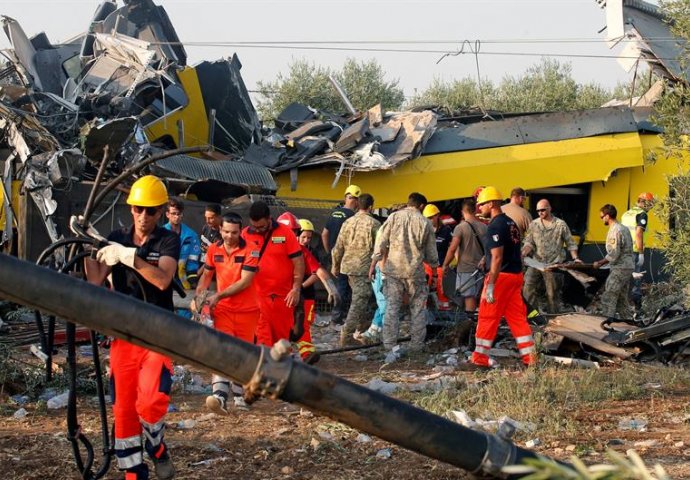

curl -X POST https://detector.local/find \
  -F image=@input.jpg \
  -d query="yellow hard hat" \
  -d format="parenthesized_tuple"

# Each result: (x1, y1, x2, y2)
(344, 184, 361, 198)
(423, 204, 440, 218)
(477, 186, 502, 205)
(126, 175, 168, 207)
(298, 219, 315, 232)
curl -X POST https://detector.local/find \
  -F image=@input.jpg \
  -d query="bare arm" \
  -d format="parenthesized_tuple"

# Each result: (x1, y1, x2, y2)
(321, 228, 330, 253)
(635, 226, 644, 253)
(285, 255, 305, 307)
(442, 236, 460, 270)
(213, 270, 255, 301)
(488, 246, 503, 285)
(302, 273, 319, 289)
(133, 255, 177, 291)
(195, 267, 214, 295)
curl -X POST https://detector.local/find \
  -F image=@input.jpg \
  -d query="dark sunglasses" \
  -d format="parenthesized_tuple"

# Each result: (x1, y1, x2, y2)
(132, 205, 160, 216)
(536, 208, 548, 213)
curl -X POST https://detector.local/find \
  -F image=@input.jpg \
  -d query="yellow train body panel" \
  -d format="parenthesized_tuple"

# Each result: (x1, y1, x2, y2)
(143, 67, 209, 149)
(277, 133, 644, 207)
(0, 180, 21, 229)
(277, 131, 686, 248)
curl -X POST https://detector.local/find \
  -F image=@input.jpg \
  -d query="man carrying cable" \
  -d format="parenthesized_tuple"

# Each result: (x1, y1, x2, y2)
(194, 213, 259, 414)
(471, 186, 536, 368)
(442, 198, 487, 313)
(85, 175, 179, 480)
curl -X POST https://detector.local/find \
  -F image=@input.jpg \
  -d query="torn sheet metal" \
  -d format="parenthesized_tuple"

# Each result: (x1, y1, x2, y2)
(424, 107, 640, 155)
(194, 56, 262, 155)
(244, 105, 437, 173)
(600, 0, 689, 81)
(150, 153, 277, 194)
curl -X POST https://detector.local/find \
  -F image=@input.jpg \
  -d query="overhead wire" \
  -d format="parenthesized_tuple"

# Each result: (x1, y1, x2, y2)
(142, 40, 681, 61)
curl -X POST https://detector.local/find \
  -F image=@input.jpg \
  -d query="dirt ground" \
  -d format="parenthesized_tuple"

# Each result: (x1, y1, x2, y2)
(1, 341, 689, 479)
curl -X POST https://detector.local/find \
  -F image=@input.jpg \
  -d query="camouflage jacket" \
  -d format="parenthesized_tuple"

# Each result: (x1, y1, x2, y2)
(523, 216, 577, 264)
(332, 212, 381, 276)
(373, 207, 439, 279)
(605, 221, 635, 269)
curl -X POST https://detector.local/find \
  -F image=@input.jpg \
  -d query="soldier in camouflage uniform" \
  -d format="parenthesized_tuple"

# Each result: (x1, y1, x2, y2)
(372, 192, 438, 353)
(593, 204, 635, 319)
(332, 194, 381, 346)
(521, 199, 581, 313)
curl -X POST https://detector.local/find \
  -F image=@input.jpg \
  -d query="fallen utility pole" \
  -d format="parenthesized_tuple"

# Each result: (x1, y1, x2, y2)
(0, 253, 555, 478)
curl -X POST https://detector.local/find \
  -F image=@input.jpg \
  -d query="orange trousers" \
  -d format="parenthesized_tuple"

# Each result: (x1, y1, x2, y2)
(296, 299, 316, 359)
(472, 272, 536, 367)
(256, 294, 295, 346)
(424, 264, 450, 309)
(213, 304, 259, 343)
(110, 339, 172, 471)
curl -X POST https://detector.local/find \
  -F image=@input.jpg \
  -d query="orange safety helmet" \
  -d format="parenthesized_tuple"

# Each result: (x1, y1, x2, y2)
(638, 192, 654, 203)
(277, 211, 300, 230)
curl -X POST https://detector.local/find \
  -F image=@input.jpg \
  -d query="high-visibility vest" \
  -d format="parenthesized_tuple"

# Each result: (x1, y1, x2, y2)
(621, 206, 645, 253)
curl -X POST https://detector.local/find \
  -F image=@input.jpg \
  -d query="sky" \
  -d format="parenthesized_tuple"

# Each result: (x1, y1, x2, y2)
(0, 0, 644, 99)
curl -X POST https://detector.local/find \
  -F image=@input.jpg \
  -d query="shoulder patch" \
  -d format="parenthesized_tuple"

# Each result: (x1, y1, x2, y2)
(250, 250, 260, 258)
(492, 234, 499, 242)
(272, 236, 286, 244)
(640, 218, 647, 225)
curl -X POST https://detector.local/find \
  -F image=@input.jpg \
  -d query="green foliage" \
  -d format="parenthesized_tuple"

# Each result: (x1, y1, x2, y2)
(504, 449, 670, 479)
(649, 0, 690, 289)
(408, 59, 612, 113)
(256, 58, 405, 122)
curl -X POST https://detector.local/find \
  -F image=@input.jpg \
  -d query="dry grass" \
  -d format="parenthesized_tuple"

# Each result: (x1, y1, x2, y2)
(404, 363, 690, 439)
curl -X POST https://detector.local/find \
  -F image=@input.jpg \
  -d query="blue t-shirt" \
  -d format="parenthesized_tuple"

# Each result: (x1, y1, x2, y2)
(484, 213, 522, 274)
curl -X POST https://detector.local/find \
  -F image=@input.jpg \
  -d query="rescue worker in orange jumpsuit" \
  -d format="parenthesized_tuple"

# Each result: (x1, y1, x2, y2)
(276, 215, 341, 364)
(86, 175, 179, 480)
(194, 213, 259, 414)
(242, 202, 305, 346)
(472, 186, 536, 368)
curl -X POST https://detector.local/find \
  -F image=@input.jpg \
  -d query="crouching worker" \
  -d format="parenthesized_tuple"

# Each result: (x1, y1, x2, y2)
(193, 213, 259, 413)
(85, 175, 179, 480)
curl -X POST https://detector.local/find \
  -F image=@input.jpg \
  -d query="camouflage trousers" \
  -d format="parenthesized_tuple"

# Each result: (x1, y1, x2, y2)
(383, 275, 429, 351)
(523, 268, 563, 314)
(341, 275, 374, 344)
(599, 268, 633, 319)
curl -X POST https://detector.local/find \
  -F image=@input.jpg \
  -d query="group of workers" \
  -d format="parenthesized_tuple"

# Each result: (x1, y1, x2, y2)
(80, 173, 654, 480)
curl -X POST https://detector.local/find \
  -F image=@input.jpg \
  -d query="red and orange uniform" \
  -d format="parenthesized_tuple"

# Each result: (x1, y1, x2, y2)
(242, 221, 303, 345)
(204, 238, 259, 342)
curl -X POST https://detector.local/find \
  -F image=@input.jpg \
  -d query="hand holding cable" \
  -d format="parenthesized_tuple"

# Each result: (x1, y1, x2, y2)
(95, 242, 136, 268)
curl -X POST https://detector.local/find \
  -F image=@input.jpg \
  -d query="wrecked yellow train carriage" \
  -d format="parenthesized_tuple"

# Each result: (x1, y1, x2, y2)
(274, 110, 680, 250)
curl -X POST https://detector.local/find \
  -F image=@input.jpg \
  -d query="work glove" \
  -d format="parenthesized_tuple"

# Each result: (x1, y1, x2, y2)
(96, 242, 137, 268)
(323, 277, 342, 308)
(636, 253, 644, 269)
(69, 215, 107, 242)
(485, 283, 496, 304)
